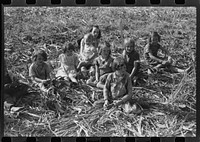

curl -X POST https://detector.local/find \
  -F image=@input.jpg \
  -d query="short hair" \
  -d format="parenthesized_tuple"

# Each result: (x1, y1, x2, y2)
(112, 56, 125, 71)
(63, 42, 75, 53)
(149, 31, 161, 43)
(98, 41, 111, 56)
(89, 25, 101, 39)
(124, 38, 135, 48)
(32, 49, 47, 62)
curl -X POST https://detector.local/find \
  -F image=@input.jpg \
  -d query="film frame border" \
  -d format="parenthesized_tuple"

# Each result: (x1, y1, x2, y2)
(1, 0, 199, 142)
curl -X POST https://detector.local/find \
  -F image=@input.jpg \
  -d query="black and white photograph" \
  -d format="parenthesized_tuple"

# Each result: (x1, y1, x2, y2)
(4, 7, 196, 137)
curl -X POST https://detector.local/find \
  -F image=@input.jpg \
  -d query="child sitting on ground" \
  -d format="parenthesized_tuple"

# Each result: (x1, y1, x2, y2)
(122, 38, 141, 85)
(29, 49, 52, 91)
(144, 31, 192, 74)
(77, 33, 98, 70)
(56, 42, 79, 83)
(87, 41, 114, 88)
(103, 56, 133, 109)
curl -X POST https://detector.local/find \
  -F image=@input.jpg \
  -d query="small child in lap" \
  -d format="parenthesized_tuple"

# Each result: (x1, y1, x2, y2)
(77, 33, 98, 70)
(29, 49, 51, 90)
(87, 41, 114, 88)
(56, 42, 79, 83)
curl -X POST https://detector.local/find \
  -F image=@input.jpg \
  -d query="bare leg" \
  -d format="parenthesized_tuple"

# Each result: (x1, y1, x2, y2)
(69, 74, 78, 83)
(96, 82, 104, 89)
(169, 66, 185, 73)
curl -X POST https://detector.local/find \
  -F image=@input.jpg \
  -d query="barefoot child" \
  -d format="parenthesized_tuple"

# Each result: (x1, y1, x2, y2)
(144, 31, 192, 73)
(103, 56, 132, 109)
(56, 42, 79, 83)
(29, 49, 51, 90)
(122, 38, 141, 85)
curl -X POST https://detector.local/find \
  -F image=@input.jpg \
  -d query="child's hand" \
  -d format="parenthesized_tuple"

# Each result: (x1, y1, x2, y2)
(103, 100, 109, 109)
(113, 100, 122, 107)
(162, 60, 168, 65)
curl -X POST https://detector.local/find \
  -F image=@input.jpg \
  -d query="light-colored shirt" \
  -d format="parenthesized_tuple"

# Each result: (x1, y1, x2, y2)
(56, 53, 79, 76)
(82, 44, 97, 60)
(104, 72, 132, 101)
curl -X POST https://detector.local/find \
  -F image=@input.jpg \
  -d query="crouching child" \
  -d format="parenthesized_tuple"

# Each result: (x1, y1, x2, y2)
(29, 49, 52, 91)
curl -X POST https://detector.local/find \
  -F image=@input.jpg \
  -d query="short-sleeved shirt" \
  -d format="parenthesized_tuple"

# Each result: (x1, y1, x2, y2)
(95, 56, 113, 76)
(29, 62, 51, 80)
(122, 50, 140, 74)
(104, 72, 132, 101)
(56, 53, 79, 77)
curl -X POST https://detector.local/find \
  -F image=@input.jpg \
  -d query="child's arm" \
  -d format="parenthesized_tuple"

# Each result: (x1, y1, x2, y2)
(80, 38, 85, 58)
(46, 64, 51, 80)
(159, 46, 170, 57)
(95, 60, 100, 81)
(130, 60, 139, 79)
(74, 55, 80, 71)
(31, 77, 47, 84)
(103, 74, 111, 107)
(87, 52, 97, 61)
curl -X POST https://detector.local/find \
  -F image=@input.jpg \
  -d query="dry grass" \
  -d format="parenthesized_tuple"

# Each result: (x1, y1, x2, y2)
(4, 7, 196, 137)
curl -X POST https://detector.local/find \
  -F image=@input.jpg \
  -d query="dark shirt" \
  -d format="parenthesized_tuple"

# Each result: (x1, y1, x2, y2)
(145, 43, 161, 58)
(122, 50, 140, 74)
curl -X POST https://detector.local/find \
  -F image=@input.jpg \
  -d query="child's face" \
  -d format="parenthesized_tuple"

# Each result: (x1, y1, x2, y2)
(116, 62, 126, 75)
(81, 67, 88, 76)
(91, 27, 99, 39)
(65, 49, 73, 56)
(101, 48, 110, 58)
(36, 54, 44, 65)
(125, 41, 134, 53)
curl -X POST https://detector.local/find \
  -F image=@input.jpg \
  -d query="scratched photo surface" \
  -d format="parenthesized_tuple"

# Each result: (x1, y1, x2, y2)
(4, 7, 196, 137)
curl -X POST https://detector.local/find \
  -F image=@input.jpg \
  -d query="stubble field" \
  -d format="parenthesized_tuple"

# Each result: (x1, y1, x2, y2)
(4, 7, 196, 137)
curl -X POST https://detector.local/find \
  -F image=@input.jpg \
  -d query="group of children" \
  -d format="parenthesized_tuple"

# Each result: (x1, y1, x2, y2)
(4, 25, 193, 111)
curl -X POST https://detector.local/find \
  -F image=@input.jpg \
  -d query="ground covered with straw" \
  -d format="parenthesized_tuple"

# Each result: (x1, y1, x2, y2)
(4, 7, 196, 137)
